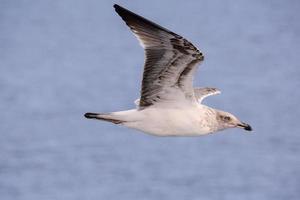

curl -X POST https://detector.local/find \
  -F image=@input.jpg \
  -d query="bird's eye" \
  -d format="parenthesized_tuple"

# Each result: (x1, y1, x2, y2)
(224, 116, 231, 121)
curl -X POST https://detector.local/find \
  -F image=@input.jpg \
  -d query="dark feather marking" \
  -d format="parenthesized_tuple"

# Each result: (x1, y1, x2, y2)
(114, 4, 176, 36)
(84, 113, 125, 124)
(114, 4, 204, 108)
(177, 59, 200, 87)
(100, 118, 125, 124)
(172, 44, 190, 55)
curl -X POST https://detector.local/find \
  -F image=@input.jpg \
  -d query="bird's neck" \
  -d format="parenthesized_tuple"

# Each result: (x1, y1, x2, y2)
(197, 104, 221, 133)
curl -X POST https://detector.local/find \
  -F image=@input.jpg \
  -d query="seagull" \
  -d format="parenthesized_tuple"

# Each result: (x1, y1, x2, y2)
(84, 4, 252, 136)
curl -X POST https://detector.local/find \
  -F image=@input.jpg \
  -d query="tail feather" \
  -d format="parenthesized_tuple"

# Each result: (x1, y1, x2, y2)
(84, 113, 98, 119)
(84, 112, 125, 124)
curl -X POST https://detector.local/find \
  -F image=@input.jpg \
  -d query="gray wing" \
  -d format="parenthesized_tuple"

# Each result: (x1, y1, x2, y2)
(114, 4, 204, 108)
(194, 87, 221, 103)
(134, 87, 220, 107)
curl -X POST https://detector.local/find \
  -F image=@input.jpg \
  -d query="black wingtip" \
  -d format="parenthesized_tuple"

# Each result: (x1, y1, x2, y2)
(113, 4, 124, 13)
(113, 4, 120, 9)
(84, 113, 98, 119)
(113, 3, 175, 37)
(113, 4, 131, 16)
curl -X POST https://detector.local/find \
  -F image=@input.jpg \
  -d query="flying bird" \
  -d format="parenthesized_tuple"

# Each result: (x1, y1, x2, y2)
(84, 4, 252, 136)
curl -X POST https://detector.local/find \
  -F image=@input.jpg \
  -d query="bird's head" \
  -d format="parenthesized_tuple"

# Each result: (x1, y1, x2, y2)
(215, 110, 252, 132)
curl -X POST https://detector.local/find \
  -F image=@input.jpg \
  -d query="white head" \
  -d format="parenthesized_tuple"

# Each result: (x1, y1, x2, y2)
(214, 110, 252, 132)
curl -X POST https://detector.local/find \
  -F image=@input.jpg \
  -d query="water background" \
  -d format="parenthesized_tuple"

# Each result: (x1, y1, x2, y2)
(1, 0, 300, 199)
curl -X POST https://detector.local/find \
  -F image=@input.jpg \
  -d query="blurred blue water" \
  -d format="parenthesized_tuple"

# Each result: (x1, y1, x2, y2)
(0, 0, 300, 199)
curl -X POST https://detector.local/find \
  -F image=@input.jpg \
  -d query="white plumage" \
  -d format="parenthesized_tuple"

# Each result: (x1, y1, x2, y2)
(85, 4, 252, 136)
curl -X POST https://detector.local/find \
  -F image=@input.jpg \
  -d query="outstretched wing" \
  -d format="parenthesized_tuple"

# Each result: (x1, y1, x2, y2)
(194, 87, 221, 103)
(114, 4, 204, 108)
(135, 87, 220, 107)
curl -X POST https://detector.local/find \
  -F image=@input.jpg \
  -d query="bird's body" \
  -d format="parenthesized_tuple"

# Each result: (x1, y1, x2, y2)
(93, 104, 216, 136)
(85, 4, 252, 136)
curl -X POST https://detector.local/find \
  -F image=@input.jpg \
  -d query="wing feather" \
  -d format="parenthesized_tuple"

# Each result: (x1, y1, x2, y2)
(114, 4, 204, 108)
(194, 87, 221, 103)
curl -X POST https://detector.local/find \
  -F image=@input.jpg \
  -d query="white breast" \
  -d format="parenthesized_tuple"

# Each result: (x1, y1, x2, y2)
(123, 105, 215, 136)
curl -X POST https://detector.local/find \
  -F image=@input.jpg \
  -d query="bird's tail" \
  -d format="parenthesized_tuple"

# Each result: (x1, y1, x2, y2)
(84, 112, 125, 124)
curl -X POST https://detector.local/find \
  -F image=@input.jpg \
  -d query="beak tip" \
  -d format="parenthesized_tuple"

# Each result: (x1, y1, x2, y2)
(238, 122, 252, 131)
(244, 125, 252, 131)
